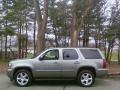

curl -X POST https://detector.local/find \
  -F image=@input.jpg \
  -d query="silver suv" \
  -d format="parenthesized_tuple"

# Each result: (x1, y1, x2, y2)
(7, 48, 108, 87)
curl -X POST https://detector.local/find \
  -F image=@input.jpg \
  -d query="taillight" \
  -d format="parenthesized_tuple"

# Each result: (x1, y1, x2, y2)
(103, 59, 107, 68)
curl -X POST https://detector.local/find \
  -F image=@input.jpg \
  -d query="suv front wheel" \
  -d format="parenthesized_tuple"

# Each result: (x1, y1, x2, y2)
(77, 70, 95, 87)
(14, 69, 32, 87)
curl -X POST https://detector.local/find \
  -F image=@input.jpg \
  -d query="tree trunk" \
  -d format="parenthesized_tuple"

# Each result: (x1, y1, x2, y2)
(95, 40, 98, 48)
(71, 12, 78, 47)
(5, 35, 7, 60)
(25, 18, 28, 58)
(33, 13, 36, 56)
(71, 30, 78, 47)
(118, 39, 120, 64)
(70, 0, 91, 47)
(109, 47, 113, 62)
(106, 41, 114, 63)
(106, 43, 111, 62)
(24, 3, 28, 58)
(18, 22, 22, 58)
(83, 24, 86, 47)
(33, 0, 48, 53)
(86, 24, 89, 47)
(54, 29, 59, 47)
(118, 47, 120, 64)
(0, 36, 3, 59)
(104, 38, 107, 59)
(8, 46, 15, 59)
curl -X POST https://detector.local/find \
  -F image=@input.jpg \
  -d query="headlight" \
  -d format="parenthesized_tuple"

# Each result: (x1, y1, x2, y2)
(8, 63, 13, 69)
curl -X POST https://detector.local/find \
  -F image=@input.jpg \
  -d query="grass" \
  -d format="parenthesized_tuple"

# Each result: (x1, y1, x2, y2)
(111, 51, 118, 60)
(102, 51, 118, 61)
(27, 53, 34, 58)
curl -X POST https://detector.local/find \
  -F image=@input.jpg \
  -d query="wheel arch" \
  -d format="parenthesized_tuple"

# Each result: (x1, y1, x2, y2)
(77, 66, 96, 77)
(13, 66, 33, 79)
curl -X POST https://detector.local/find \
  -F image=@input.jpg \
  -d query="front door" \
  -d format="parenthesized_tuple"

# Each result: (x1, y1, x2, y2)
(35, 49, 61, 78)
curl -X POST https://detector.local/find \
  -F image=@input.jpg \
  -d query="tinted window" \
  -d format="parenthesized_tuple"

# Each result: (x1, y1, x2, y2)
(80, 49, 102, 59)
(42, 50, 59, 60)
(63, 49, 78, 60)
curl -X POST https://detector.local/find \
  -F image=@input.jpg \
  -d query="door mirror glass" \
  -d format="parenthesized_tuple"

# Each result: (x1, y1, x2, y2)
(39, 55, 44, 61)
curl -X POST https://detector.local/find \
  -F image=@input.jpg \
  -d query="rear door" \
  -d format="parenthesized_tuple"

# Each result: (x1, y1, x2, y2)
(61, 49, 80, 78)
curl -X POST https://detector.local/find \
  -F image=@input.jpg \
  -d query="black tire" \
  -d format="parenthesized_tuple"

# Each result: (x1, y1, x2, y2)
(14, 69, 32, 87)
(77, 70, 95, 87)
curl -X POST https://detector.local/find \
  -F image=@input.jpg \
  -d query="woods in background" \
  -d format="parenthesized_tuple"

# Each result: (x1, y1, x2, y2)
(0, 0, 120, 63)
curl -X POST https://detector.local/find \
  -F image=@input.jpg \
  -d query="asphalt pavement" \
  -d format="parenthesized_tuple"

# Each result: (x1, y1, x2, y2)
(0, 74, 120, 90)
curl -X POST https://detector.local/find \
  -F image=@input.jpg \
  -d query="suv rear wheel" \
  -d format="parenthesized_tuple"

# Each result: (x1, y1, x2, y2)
(14, 69, 32, 87)
(77, 70, 95, 87)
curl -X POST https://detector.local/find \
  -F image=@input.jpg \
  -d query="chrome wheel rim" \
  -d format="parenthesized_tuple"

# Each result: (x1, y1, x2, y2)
(16, 72, 29, 86)
(81, 73, 93, 86)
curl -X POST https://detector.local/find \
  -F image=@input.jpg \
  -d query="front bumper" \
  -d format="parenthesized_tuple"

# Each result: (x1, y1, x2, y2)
(7, 69, 14, 81)
(96, 68, 108, 77)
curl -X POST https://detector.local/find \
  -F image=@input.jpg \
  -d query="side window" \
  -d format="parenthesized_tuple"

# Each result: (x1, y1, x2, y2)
(80, 49, 102, 59)
(42, 50, 59, 60)
(63, 49, 78, 60)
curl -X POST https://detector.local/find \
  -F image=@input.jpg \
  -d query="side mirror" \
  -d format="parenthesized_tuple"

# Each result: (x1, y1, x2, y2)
(39, 55, 44, 61)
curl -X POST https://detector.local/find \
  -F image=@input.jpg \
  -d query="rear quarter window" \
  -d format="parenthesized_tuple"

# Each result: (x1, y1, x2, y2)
(80, 49, 102, 59)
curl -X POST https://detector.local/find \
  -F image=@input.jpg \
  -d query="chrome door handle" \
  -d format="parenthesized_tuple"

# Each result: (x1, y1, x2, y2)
(74, 61, 80, 64)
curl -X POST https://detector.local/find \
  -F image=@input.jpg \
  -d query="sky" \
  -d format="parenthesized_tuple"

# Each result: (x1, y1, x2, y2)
(108, 0, 115, 4)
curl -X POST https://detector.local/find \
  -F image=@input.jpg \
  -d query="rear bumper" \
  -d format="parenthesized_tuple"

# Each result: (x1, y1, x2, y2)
(7, 69, 14, 81)
(96, 68, 108, 77)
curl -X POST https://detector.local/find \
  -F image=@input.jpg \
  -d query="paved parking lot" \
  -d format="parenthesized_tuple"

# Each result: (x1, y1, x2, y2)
(0, 74, 120, 90)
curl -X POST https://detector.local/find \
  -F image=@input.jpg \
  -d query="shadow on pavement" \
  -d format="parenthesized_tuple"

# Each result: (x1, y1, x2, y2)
(31, 78, 110, 87)
(32, 80, 77, 86)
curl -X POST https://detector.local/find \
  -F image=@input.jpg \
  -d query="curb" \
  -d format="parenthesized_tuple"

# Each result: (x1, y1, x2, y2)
(108, 72, 120, 76)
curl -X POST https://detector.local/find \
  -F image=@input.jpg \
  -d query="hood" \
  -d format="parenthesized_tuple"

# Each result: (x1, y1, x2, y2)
(9, 58, 32, 64)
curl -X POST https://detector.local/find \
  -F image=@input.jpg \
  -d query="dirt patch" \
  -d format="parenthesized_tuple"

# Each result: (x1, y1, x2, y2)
(108, 64, 120, 74)
(0, 61, 8, 73)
